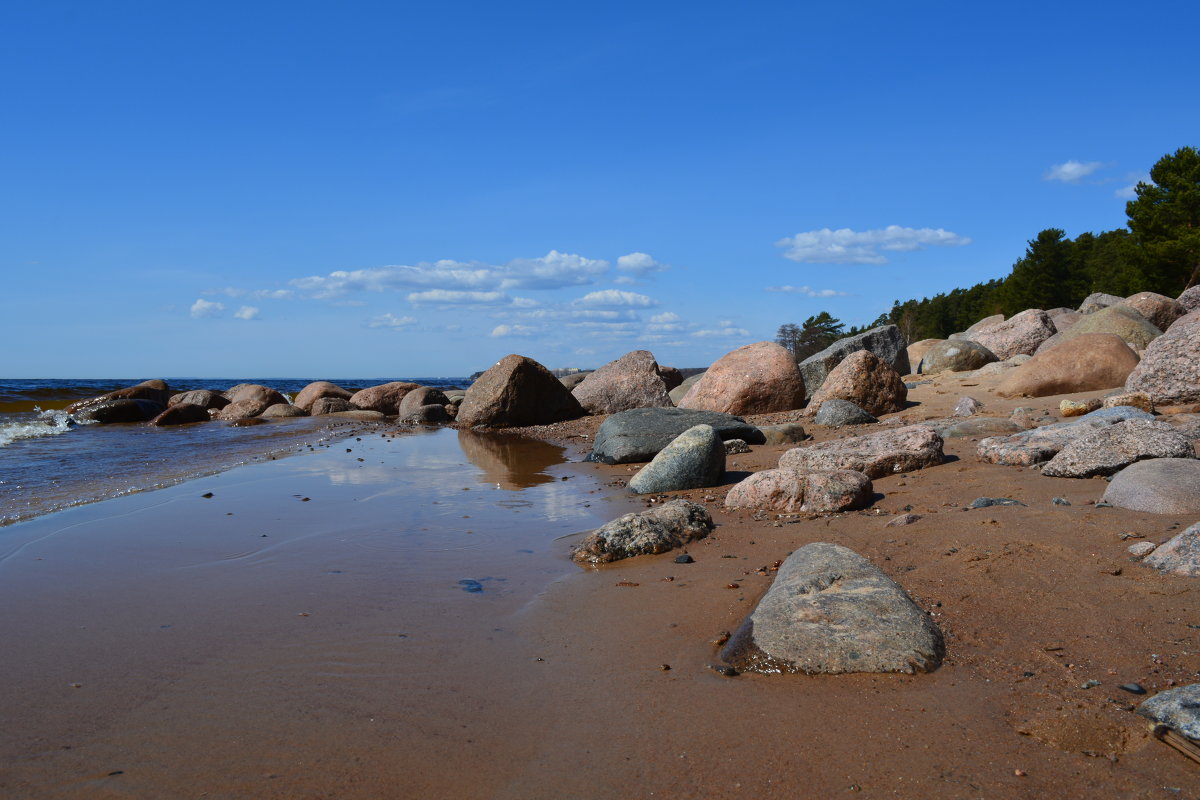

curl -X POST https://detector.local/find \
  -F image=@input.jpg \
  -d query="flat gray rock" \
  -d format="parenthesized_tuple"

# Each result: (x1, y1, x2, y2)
(930, 417, 1026, 439)
(779, 424, 944, 479)
(586, 407, 763, 464)
(720, 542, 943, 674)
(1138, 684, 1200, 740)
(570, 499, 713, 565)
(798, 325, 910, 397)
(1143, 522, 1200, 577)
(628, 424, 725, 494)
(1102, 458, 1200, 514)
(813, 398, 877, 427)
(977, 406, 1156, 466)
(1041, 419, 1195, 478)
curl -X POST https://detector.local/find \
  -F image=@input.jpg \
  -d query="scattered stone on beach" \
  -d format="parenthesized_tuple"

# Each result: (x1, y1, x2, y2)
(1102, 391, 1154, 413)
(73, 398, 165, 424)
(1121, 291, 1186, 331)
(1178, 285, 1200, 313)
(294, 381, 353, 412)
(397, 386, 450, 419)
(807, 350, 906, 417)
(628, 424, 725, 494)
(995, 334, 1140, 398)
(969, 497, 1025, 509)
(222, 384, 288, 417)
(570, 499, 714, 565)
(260, 403, 308, 418)
(886, 513, 922, 527)
(678, 341, 806, 415)
(719, 542, 944, 675)
(674, 554, 694, 564)
(1138, 684, 1200, 740)
(1041, 419, 1195, 478)
(348, 381, 420, 414)
(1142, 524, 1200, 576)
(587, 407, 764, 464)
(1052, 496, 1071, 506)
(1124, 310, 1200, 406)
(1102, 458, 1200, 514)
(813, 398, 877, 427)
(309, 397, 354, 415)
(1079, 292, 1124, 314)
(918, 339, 998, 375)
(1128, 541, 1157, 558)
(953, 396, 984, 417)
(456, 354, 584, 428)
(976, 406, 1156, 466)
(779, 424, 944, 479)
(905, 338, 942, 371)
(967, 309, 1057, 360)
(168, 389, 230, 411)
(724, 468, 872, 513)
(1058, 305, 1162, 351)
(724, 438, 751, 454)
(571, 350, 674, 415)
(798, 325, 910, 396)
(930, 417, 1026, 439)
(150, 402, 210, 426)
(757, 423, 808, 445)
(1061, 398, 1102, 417)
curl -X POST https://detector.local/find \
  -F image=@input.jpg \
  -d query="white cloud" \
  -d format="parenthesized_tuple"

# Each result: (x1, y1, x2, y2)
(510, 296, 539, 308)
(616, 252, 667, 276)
(490, 324, 538, 337)
(407, 289, 508, 305)
(649, 312, 681, 324)
(212, 287, 294, 300)
(289, 250, 609, 299)
(190, 298, 225, 318)
(1114, 174, 1149, 199)
(692, 325, 750, 338)
(776, 225, 971, 264)
(765, 285, 850, 297)
(572, 289, 658, 308)
(234, 305, 260, 320)
(1044, 160, 1104, 183)
(368, 313, 417, 329)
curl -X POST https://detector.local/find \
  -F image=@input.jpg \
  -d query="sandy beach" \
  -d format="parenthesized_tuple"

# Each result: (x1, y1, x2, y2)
(1, 370, 1197, 799)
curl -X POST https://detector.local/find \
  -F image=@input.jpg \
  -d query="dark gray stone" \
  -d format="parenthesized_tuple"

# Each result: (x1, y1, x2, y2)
(628, 424, 725, 494)
(586, 407, 764, 464)
(1138, 684, 1200, 739)
(570, 499, 714, 565)
(813, 398, 877, 427)
(75, 398, 165, 423)
(798, 325, 910, 397)
(969, 497, 1026, 508)
(720, 542, 943, 674)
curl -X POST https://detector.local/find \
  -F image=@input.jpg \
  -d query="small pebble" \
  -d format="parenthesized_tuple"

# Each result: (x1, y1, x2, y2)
(1128, 541, 1157, 557)
(1051, 497, 1070, 506)
(1080, 679, 1101, 689)
(1119, 683, 1146, 695)
(674, 554, 695, 564)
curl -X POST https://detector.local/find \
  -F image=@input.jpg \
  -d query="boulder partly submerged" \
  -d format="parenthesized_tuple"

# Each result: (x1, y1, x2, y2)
(719, 542, 944, 675)
(570, 499, 714, 565)
(627, 424, 725, 494)
(587, 407, 764, 464)
(779, 424, 944, 479)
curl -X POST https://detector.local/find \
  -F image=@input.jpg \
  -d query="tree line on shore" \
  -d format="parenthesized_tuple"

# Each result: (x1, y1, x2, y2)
(776, 146, 1200, 360)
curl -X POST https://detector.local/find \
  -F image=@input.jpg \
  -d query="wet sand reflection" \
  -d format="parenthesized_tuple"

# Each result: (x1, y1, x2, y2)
(457, 429, 567, 490)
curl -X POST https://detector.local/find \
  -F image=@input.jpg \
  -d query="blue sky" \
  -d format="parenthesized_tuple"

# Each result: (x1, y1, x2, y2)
(2, 1, 1197, 378)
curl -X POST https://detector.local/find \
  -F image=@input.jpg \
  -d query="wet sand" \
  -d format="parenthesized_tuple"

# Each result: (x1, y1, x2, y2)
(2, 376, 1199, 798)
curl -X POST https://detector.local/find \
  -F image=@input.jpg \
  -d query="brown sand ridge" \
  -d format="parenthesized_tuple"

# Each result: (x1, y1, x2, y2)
(491, 366, 1200, 798)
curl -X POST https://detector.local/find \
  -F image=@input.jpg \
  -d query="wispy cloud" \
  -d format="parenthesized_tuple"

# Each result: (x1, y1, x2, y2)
(368, 313, 417, 329)
(406, 289, 508, 305)
(616, 252, 667, 277)
(765, 285, 850, 297)
(776, 226, 970, 264)
(190, 298, 225, 318)
(490, 324, 538, 337)
(1114, 173, 1150, 199)
(692, 320, 750, 338)
(1044, 160, 1104, 183)
(572, 289, 657, 308)
(209, 288, 294, 300)
(234, 305, 260, 321)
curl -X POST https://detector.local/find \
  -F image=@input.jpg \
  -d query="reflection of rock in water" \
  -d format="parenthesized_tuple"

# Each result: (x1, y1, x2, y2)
(457, 430, 567, 490)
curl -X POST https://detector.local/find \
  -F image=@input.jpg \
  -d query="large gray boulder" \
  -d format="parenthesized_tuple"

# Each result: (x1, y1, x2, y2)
(627, 424, 724, 494)
(798, 325, 910, 397)
(1124, 310, 1200, 406)
(669, 373, 703, 405)
(1101, 458, 1200, 514)
(719, 543, 944, 674)
(967, 309, 1057, 360)
(1143, 522, 1200, 577)
(571, 350, 674, 415)
(976, 406, 1155, 466)
(587, 407, 764, 464)
(1178, 285, 1200, 313)
(1138, 684, 1200, 740)
(918, 339, 998, 375)
(1079, 292, 1124, 314)
(1057, 304, 1162, 351)
(813, 398, 877, 427)
(779, 424, 944, 479)
(570, 499, 713, 565)
(1040, 419, 1195, 478)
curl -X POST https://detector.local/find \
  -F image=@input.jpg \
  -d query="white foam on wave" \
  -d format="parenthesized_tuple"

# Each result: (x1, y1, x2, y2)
(0, 408, 80, 448)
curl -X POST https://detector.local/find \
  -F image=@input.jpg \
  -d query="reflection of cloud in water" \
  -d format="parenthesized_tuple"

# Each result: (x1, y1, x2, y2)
(457, 430, 566, 490)
(525, 479, 591, 523)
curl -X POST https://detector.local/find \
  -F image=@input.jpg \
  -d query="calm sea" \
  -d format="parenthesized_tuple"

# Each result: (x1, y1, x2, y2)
(0, 377, 469, 526)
